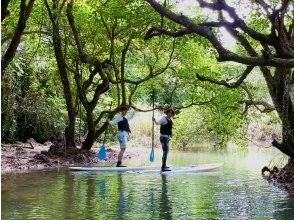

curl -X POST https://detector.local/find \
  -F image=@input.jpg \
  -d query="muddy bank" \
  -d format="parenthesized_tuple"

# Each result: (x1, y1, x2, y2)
(262, 158, 294, 195)
(1, 139, 140, 174)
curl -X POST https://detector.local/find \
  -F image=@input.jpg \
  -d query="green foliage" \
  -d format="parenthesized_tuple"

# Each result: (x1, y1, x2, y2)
(171, 86, 247, 148)
(1, 0, 281, 150)
(1, 51, 66, 143)
(171, 107, 207, 148)
(1, 71, 17, 142)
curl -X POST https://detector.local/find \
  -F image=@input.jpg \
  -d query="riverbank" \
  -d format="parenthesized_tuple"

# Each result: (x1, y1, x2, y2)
(1, 139, 144, 174)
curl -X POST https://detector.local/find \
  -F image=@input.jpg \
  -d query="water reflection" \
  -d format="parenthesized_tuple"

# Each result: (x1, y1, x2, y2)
(159, 174, 172, 220)
(2, 148, 294, 220)
(86, 173, 98, 220)
(117, 173, 126, 220)
(98, 178, 106, 199)
(63, 172, 75, 219)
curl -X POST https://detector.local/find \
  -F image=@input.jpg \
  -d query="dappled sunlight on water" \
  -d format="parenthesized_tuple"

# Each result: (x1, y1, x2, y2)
(2, 148, 294, 219)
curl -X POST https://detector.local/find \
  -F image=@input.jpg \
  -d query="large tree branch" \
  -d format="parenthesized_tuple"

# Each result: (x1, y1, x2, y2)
(67, 60, 90, 110)
(1, 0, 35, 75)
(94, 107, 119, 126)
(145, 27, 193, 40)
(198, 21, 238, 28)
(130, 105, 164, 112)
(272, 139, 294, 158)
(222, 22, 275, 87)
(43, 0, 54, 23)
(197, 0, 273, 45)
(66, 1, 84, 58)
(240, 84, 275, 114)
(90, 81, 110, 110)
(55, 0, 67, 23)
(120, 36, 133, 105)
(1, 0, 12, 21)
(128, 84, 139, 106)
(242, 100, 275, 113)
(100, 14, 111, 37)
(82, 67, 99, 91)
(130, 97, 214, 112)
(177, 97, 216, 110)
(196, 66, 254, 88)
(255, 0, 271, 16)
(67, 0, 109, 111)
(67, 0, 107, 78)
(145, 0, 294, 67)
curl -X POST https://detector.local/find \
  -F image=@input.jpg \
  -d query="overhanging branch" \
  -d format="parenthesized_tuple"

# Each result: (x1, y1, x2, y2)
(130, 97, 215, 112)
(145, 0, 294, 67)
(197, 0, 273, 45)
(196, 66, 254, 88)
(242, 100, 275, 114)
(145, 27, 193, 40)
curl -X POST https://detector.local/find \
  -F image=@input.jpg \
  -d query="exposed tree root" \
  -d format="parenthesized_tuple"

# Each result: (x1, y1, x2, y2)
(262, 158, 294, 194)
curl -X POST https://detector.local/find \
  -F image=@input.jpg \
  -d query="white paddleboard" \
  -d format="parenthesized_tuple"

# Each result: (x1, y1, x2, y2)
(69, 163, 222, 173)
(69, 166, 161, 171)
(132, 163, 222, 174)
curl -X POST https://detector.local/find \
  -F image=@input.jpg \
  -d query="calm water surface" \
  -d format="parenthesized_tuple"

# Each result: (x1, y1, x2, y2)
(2, 147, 294, 220)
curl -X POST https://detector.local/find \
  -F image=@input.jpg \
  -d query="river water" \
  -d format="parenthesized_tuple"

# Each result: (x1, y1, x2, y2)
(2, 147, 294, 219)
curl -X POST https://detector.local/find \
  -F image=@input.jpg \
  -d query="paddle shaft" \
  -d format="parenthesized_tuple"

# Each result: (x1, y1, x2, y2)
(152, 89, 155, 148)
(102, 102, 113, 144)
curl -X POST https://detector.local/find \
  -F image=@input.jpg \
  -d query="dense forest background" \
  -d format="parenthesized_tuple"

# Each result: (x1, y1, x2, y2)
(1, 0, 293, 156)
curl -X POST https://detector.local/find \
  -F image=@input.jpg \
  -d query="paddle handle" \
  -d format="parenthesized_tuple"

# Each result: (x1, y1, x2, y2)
(152, 89, 155, 148)
(102, 102, 113, 144)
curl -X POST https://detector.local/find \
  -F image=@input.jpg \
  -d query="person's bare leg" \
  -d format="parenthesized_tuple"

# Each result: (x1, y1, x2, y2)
(117, 148, 126, 167)
(118, 148, 126, 162)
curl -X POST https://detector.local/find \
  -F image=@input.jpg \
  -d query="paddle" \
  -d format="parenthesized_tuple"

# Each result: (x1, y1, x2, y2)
(150, 89, 155, 162)
(97, 103, 112, 160)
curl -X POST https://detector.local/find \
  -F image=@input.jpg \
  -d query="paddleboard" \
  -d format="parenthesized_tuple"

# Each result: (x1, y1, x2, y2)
(69, 166, 161, 172)
(69, 163, 222, 173)
(132, 163, 222, 174)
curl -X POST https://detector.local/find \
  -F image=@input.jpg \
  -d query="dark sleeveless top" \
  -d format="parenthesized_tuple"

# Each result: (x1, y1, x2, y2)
(160, 117, 172, 136)
(118, 116, 131, 133)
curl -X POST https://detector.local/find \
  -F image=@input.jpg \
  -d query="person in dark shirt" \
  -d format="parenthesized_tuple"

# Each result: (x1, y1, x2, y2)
(108, 106, 131, 167)
(153, 107, 175, 172)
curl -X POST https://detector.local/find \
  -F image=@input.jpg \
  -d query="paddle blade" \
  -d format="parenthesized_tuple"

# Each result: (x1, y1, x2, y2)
(97, 144, 107, 160)
(149, 147, 154, 162)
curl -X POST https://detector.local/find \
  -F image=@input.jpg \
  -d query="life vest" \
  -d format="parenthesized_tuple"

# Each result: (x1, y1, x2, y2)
(118, 116, 131, 133)
(160, 117, 173, 135)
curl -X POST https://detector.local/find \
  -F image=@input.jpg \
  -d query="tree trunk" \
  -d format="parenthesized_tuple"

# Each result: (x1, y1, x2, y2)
(81, 111, 109, 150)
(51, 29, 76, 148)
(45, 0, 76, 148)
(1, 0, 35, 76)
(263, 67, 294, 158)
(65, 123, 76, 148)
(81, 112, 96, 150)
